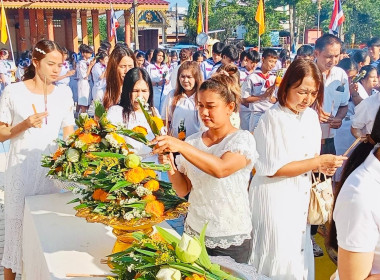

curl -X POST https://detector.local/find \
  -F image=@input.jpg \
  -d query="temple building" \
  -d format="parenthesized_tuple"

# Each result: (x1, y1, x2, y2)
(0, 0, 169, 56)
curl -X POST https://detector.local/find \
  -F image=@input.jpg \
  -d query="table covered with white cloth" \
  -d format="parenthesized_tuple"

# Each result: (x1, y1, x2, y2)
(22, 191, 269, 280)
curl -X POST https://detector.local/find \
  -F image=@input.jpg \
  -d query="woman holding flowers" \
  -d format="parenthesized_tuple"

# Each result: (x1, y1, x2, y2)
(0, 40, 75, 280)
(107, 67, 160, 164)
(152, 72, 257, 263)
(248, 59, 346, 280)
(161, 61, 202, 140)
(103, 45, 136, 110)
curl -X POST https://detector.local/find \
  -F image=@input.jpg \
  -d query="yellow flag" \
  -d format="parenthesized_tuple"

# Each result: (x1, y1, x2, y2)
(0, 5, 7, 44)
(255, 0, 265, 36)
(196, 1, 203, 34)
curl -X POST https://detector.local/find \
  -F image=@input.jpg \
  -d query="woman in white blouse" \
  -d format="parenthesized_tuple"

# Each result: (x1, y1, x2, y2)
(146, 49, 170, 112)
(153, 73, 257, 263)
(107, 67, 158, 164)
(249, 59, 346, 279)
(330, 107, 380, 280)
(161, 61, 202, 139)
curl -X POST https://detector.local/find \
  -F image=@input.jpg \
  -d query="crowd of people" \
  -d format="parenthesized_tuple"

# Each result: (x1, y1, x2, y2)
(0, 33, 379, 280)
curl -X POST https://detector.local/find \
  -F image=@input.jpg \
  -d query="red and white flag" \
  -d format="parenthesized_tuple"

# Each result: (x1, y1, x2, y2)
(110, 4, 119, 41)
(329, 0, 345, 35)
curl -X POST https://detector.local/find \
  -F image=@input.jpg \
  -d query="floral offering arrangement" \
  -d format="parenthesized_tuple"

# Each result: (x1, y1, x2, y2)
(41, 101, 187, 226)
(108, 225, 243, 280)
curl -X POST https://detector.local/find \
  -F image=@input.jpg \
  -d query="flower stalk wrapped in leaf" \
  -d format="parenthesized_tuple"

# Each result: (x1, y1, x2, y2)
(108, 225, 243, 280)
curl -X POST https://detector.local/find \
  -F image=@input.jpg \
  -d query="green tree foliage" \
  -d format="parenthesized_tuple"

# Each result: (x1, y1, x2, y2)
(186, 0, 380, 47)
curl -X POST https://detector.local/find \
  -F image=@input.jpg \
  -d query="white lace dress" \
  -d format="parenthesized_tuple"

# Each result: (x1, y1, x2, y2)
(0, 82, 75, 273)
(176, 130, 257, 249)
(249, 104, 321, 280)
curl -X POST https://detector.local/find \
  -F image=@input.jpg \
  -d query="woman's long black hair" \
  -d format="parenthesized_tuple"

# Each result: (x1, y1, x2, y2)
(119, 67, 154, 123)
(328, 106, 380, 251)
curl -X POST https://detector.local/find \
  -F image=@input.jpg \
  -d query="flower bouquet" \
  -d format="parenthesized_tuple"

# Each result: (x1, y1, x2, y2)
(108, 225, 245, 280)
(42, 101, 188, 256)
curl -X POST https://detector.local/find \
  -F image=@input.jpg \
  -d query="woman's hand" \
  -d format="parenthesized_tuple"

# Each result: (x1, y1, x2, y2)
(349, 83, 358, 95)
(319, 110, 331, 123)
(25, 112, 48, 129)
(158, 152, 177, 175)
(152, 135, 183, 154)
(318, 154, 347, 176)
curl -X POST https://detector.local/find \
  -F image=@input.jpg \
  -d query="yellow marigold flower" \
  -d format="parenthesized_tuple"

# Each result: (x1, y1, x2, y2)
(151, 116, 164, 131)
(74, 128, 82, 135)
(124, 167, 146, 184)
(145, 169, 157, 178)
(178, 131, 186, 140)
(145, 200, 165, 217)
(83, 118, 98, 131)
(144, 179, 160, 192)
(78, 133, 102, 144)
(92, 189, 110, 202)
(110, 132, 126, 144)
(52, 147, 64, 160)
(143, 194, 156, 201)
(132, 126, 148, 136)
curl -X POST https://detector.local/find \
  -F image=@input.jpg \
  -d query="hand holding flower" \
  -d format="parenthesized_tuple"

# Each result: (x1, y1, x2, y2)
(152, 135, 183, 155)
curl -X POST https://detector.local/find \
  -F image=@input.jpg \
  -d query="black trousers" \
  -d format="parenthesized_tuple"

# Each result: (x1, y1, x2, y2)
(206, 238, 252, 264)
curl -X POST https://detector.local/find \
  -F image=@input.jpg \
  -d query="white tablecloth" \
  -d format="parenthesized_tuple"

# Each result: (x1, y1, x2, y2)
(22, 192, 116, 280)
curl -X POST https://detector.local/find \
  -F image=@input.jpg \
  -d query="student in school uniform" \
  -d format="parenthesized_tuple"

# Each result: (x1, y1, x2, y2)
(241, 48, 278, 131)
(76, 44, 96, 113)
(200, 42, 224, 80)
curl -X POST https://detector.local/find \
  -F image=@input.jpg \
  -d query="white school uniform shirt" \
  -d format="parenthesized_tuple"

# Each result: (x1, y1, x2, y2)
(334, 149, 380, 279)
(91, 62, 107, 101)
(56, 61, 71, 86)
(161, 90, 200, 138)
(351, 91, 380, 135)
(239, 67, 253, 112)
(170, 63, 181, 90)
(0, 60, 13, 86)
(146, 63, 169, 84)
(200, 58, 216, 80)
(241, 68, 276, 113)
(320, 66, 350, 139)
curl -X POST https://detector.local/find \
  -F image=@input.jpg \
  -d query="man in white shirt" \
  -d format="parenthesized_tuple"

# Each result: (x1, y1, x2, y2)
(200, 42, 224, 80)
(312, 34, 350, 258)
(314, 34, 350, 155)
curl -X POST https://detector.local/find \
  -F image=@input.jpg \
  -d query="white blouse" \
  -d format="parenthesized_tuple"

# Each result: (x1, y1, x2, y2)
(334, 149, 380, 278)
(107, 105, 159, 163)
(161, 90, 200, 138)
(177, 130, 257, 249)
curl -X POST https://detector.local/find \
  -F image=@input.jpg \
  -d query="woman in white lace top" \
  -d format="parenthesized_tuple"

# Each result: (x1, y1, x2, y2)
(152, 71, 257, 263)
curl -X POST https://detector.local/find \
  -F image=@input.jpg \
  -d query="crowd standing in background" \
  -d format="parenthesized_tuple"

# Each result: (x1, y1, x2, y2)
(0, 33, 380, 280)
